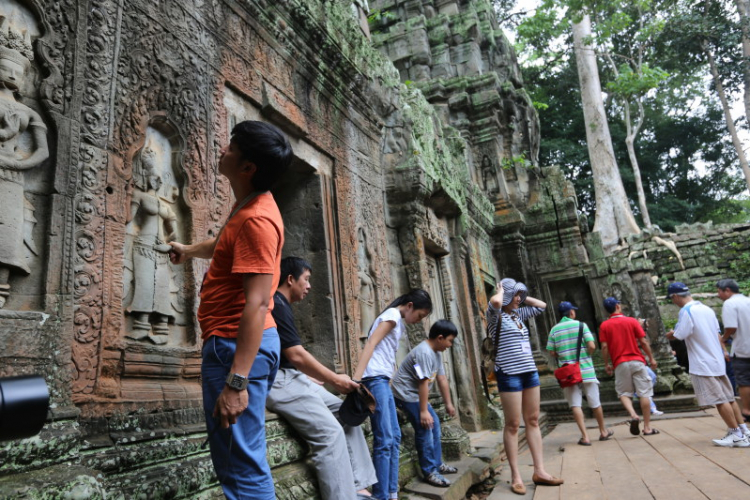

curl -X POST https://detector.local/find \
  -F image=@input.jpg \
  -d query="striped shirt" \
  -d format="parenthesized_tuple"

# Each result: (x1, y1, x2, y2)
(546, 317, 598, 383)
(487, 304, 544, 375)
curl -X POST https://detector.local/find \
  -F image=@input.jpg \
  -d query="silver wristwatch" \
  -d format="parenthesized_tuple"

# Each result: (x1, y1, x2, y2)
(225, 372, 249, 391)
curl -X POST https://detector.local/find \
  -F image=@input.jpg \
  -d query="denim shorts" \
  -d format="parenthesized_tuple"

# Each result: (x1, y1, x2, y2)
(494, 367, 540, 392)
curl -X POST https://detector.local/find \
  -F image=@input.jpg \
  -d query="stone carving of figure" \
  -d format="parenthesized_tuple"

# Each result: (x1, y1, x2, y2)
(124, 142, 177, 344)
(481, 155, 498, 195)
(357, 228, 377, 340)
(0, 18, 48, 308)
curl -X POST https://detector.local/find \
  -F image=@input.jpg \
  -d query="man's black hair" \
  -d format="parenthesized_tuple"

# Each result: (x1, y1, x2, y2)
(428, 319, 458, 340)
(279, 256, 312, 286)
(716, 279, 740, 293)
(231, 120, 293, 191)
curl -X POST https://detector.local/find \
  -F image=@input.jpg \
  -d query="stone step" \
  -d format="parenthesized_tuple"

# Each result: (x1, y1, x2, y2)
(541, 393, 699, 422)
(401, 457, 491, 500)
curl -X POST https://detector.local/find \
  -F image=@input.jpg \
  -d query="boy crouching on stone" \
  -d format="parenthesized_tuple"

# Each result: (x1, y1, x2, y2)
(391, 319, 459, 488)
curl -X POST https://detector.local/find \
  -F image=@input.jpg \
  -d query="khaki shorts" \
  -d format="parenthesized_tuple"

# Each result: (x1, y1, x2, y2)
(691, 374, 735, 406)
(614, 361, 653, 398)
(563, 381, 602, 409)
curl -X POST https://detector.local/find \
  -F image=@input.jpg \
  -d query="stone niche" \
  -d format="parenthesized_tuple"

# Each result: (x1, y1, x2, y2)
(122, 122, 191, 347)
(96, 116, 201, 403)
(224, 85, 348, 372)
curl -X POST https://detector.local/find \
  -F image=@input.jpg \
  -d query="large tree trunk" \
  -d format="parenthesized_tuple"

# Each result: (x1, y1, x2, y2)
(736, 0, 750, 127)
(572, 15, 640, 250)
(623, 93, 652, 227)
(704, 40, 750, 192)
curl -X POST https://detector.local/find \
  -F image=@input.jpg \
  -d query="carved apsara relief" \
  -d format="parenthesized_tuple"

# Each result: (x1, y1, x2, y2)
(122, 126, 190, 346)
(480, 154, 499, 196)
(356, 227, 377, 342)
(0, 12, 48, 309)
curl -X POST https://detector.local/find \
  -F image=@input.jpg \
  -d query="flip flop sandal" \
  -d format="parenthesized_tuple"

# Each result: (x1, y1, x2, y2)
(424, 472, 450, 487)
(439, 463, 458, 474)
(643, 428, 660, 436)
(578, 438, 592, 446)
(629, 418, 641, 435)
(599, 429, 615, 441)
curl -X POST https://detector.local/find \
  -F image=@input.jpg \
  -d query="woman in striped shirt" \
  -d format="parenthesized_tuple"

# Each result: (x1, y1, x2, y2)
(487, 278, 563, 495)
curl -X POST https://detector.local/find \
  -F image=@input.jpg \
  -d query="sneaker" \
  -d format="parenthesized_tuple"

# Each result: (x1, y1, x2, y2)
(712, 431, 750, 447)
(424, 472, 451, 487)
(439, 463, 458, 474)
(651, 410, 664, 416)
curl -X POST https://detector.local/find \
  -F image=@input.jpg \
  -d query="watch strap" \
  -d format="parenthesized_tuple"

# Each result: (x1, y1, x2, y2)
(225, 372, 249, 391)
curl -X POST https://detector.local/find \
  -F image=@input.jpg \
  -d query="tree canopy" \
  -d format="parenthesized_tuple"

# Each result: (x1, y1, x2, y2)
(496, 0, 749, 231)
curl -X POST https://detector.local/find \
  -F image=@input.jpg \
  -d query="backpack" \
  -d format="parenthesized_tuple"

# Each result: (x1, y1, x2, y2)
(480, 310, 499, 401)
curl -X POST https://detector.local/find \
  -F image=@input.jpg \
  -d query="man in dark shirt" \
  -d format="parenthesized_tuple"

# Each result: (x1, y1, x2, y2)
(266, 257, 376, 499)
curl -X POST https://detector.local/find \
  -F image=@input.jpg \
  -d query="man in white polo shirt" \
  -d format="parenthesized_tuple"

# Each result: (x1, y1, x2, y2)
(666, 282, 749, 447)
(717, 278, 750, 425)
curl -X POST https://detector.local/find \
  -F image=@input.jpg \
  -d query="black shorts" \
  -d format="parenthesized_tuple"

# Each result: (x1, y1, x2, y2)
(732, 356, 750, 386)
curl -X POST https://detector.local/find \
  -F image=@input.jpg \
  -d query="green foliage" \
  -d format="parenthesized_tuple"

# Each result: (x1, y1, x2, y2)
(501, 152, 533, 170)
(367, 9, 396, 23)
(606, 64, 669, 99)
(701, 198, 750, 225)
(728, 242, 750, 282)
(662, 317, 678, 331)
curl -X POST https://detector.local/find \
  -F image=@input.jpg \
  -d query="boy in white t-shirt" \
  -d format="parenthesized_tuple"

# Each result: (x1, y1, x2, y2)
(391, 320, 458, 487)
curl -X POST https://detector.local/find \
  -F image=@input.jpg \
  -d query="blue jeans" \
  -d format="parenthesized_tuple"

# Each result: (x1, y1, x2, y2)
(202, 331, 280, 500)
(363, 376, 401, 500)
(394, 398, 442, 476)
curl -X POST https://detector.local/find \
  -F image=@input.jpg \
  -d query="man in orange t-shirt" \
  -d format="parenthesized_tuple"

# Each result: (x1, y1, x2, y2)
(599, 297, 659, 437)
(169, 121, 292, 500)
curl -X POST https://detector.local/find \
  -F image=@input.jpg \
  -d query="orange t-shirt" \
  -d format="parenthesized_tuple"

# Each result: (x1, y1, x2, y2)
(198, 192, 284, 340)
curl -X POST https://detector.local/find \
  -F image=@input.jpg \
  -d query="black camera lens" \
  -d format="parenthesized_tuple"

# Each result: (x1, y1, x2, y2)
(0, 375, 50, 442)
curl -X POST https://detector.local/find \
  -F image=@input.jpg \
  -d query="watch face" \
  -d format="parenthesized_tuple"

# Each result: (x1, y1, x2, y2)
(226, 373, 247, 390)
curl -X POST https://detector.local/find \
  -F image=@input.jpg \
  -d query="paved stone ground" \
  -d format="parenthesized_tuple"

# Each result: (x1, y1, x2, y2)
(487, 408, 750, 500)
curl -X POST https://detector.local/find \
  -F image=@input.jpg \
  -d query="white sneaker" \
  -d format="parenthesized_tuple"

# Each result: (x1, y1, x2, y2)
(713, 431, 750, 447)
(651, 410, 664, 416)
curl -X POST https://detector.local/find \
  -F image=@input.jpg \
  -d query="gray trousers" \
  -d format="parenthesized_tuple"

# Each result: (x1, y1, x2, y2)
(266, 368, 377, 500)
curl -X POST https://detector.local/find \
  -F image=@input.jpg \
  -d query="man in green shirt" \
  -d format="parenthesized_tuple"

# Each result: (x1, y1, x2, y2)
(547, 301, 614, 445)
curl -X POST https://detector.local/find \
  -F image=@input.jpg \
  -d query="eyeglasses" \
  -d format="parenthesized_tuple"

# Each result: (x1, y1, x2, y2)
(510, 313, 524, 330)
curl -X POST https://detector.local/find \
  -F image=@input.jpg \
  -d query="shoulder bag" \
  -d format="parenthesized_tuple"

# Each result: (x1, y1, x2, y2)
(553, 322, 585, 388)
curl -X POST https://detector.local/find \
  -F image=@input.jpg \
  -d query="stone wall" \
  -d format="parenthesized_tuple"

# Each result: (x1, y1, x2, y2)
(619, 222, 750, 290)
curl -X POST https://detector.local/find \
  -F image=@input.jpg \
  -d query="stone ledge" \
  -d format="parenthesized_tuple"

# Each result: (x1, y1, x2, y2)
(402, 456, 490, 500)
(541, 394, 699, 422)
(0, 310, 50, 322)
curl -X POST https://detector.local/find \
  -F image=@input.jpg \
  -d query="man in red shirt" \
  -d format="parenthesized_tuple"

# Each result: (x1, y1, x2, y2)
(599, 297, 659, 436)
(169, 121, 292, 499)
